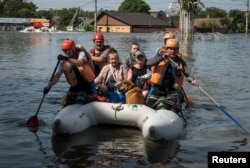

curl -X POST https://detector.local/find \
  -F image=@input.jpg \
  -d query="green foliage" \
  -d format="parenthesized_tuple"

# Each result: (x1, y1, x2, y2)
(205, 7, 227, 18)
(200, 21, 219, 28)
(194, 8, 207, 18)
(0, 0, 36, 17)
(182, 0, 202, 11)
(237, 23, 245, 32)
(207, 21, 219, 28)
(118, 0, 151, 13)
(200, 21, 207, 28)
(219, 18, 231, 28)
(195, 7, 227, 18)
(229, 9, 245, 22)
(84, 24, 94, 31)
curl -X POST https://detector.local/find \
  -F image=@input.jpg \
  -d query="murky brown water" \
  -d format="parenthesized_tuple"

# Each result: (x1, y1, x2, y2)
(0, 31, 249, 167)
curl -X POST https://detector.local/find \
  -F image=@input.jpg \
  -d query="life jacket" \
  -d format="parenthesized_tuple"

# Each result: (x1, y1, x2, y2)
(172, 56, 185, 90)
(176, 63, 184, 90)
(150, 60, 184, 91)
(75, 48, 95, 83)
(154, 47, 184, 90)
(89, 45, 110, 74)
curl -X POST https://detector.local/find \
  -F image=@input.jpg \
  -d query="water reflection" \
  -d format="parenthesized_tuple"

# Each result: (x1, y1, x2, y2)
(52, 125, 180, 167)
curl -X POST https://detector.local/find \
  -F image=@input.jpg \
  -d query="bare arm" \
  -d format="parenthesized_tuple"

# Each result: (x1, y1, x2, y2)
(127, 68, 133, 81)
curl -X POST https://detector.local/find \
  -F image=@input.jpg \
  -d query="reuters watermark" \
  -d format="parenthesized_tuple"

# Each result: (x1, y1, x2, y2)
(208, 152, 249, 168)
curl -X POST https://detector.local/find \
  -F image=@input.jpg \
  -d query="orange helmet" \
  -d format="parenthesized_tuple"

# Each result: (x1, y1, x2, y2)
(164, 32, 175, 44)
(93, 33, 104, 41)
(61, 39, 76, 51)
(166, 39, 179, 48)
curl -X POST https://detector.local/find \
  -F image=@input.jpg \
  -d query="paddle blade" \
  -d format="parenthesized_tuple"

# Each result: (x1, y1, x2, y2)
(185, 96, 193, 105)
(218, 106, 248, 134)
(26, 115, 39, 127)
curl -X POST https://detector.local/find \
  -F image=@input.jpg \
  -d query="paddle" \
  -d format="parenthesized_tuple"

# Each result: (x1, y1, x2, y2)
(26, 59, 60, 127)
(168, 57, 248, 134)
(181, 87, 192, 105)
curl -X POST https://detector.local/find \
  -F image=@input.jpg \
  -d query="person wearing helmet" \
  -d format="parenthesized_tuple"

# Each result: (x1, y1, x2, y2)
(164, 32, 175, 44)
(155, 32, 177, 58)
(145, 38, 198, 114)
(43, 38, 96, 106)
(89, 32, 111, 76)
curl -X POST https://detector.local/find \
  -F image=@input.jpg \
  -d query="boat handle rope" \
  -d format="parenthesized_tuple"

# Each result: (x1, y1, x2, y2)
(111, 103, 124, 121)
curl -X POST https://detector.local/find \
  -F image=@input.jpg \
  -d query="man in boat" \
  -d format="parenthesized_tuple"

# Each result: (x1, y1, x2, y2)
(89, 33, 111, 76)
(43, 39, 96, 106)
(153, 32, 192, 104)
(125, 42, 141, 68)
(146, 39, 198, 113)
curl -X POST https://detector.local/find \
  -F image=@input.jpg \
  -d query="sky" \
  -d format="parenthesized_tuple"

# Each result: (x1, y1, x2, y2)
(30, 0, 247, 12)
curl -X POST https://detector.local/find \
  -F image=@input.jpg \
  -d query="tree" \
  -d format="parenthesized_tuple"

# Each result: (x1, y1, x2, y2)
(195, 7, 227, 18)
(229, 9, 248, 33)
(205, 7, 227, 18)
(1, 0, 37, 17)
(182, 0, 200, 11)
(55, 8, 77, 30)
(229, 9, 245, 22)
(118, 0, 151, 13)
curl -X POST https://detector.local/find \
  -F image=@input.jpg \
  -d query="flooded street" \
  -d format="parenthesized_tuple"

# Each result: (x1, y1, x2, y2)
(0, 31, 249, 167)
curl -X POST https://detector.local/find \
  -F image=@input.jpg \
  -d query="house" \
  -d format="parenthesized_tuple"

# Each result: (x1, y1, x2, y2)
(150, 10, 180, 28)
(194, 17, 235, 33)
(96, 11, 170, 33)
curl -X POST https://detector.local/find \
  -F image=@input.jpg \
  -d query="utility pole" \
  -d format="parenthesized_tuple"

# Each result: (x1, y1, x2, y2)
(94, 0, 97, 32)
(246, 0, 249, 35)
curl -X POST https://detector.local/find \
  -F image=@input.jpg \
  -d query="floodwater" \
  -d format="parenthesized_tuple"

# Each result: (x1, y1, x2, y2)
(0, 31, 249, 167)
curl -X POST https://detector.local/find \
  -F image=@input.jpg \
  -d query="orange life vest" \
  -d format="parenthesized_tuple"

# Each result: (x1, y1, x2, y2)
(75, 49, 95, 83)
(150, 59, 184, 90)
(89, 45, 110, 70)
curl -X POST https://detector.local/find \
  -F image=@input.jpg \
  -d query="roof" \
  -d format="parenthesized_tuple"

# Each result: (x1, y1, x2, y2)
(98, 11, 168, 26)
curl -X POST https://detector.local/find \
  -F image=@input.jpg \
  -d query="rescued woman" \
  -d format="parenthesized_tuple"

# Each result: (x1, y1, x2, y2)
(94, 47, 128, 103)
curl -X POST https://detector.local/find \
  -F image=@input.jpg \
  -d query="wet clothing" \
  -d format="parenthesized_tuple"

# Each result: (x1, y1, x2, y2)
(64, 65, 93, 106)
(130, 65, 150, 91)
(146, 55, 185, 113)
(125, 53, 136, 69)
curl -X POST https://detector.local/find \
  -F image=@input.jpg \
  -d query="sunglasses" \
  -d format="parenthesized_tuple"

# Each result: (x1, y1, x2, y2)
(167, 47, 178, 50)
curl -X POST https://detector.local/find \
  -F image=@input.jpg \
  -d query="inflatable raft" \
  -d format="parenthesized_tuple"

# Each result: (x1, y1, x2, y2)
(52, 102, 185, 141)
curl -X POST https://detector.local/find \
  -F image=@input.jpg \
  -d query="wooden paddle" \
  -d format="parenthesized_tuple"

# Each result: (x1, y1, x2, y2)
(26, 59, 60, 127)
(181, 87, 192, 105)
(168, 57, 248, 134)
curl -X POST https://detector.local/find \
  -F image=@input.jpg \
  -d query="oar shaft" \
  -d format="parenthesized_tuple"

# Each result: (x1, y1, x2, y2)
(197, 86, 220, 107)
(35, 94, 46, 116)
(168, 57, 248, 134)
(34, 59, 60, 117)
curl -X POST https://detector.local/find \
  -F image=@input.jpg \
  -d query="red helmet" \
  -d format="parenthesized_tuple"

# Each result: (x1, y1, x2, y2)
(93, 33, 104, 41)
(61, 39, 76, 51)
